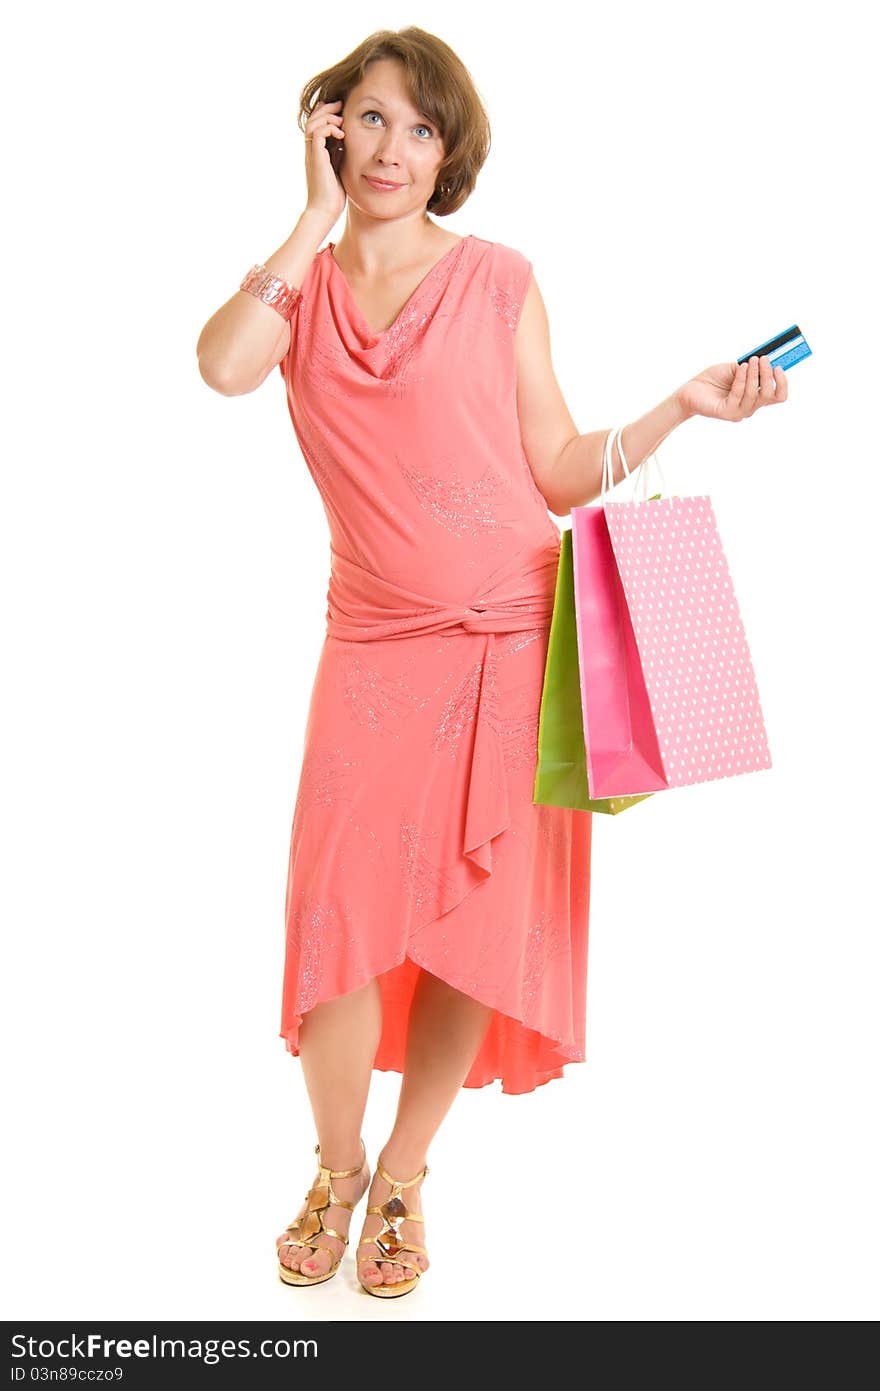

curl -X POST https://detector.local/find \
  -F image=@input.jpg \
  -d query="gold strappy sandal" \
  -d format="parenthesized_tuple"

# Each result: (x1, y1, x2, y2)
(356, 1158, 429, 1298)
(277, 1138, 367, 1286)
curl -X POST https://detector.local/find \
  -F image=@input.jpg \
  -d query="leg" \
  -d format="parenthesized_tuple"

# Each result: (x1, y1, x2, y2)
(276, 977, 382, 1278)
(358, 968, 493, 1288)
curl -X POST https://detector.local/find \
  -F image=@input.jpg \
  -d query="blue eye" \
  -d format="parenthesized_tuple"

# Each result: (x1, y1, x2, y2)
(362, 111, 434, 138)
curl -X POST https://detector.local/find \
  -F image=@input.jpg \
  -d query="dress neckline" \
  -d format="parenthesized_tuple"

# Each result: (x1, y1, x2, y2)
(325, 235, 472, 340)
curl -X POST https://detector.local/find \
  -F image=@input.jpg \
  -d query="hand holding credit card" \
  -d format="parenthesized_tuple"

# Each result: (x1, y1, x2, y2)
(677, 326, 805, 419)
(737, 324, 812, 371)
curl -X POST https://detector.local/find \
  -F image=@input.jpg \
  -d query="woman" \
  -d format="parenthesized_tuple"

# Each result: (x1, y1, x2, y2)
(196, 26, 788, 1299)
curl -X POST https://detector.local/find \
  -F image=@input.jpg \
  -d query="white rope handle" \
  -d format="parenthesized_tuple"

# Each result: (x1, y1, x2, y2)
(599, 425, 668, 504)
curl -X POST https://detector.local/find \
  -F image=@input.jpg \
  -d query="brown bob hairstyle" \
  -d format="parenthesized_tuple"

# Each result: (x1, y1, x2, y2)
(297, 27, 491, 217)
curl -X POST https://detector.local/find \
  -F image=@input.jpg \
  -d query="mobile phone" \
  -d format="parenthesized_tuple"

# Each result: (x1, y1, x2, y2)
(328, 130, 345, 178)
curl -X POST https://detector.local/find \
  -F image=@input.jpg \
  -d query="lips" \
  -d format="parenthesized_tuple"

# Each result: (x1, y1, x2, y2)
(365, 175, 403, 188)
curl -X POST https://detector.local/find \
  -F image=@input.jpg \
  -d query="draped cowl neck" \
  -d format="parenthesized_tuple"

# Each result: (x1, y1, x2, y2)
(319, 234, 475, 369)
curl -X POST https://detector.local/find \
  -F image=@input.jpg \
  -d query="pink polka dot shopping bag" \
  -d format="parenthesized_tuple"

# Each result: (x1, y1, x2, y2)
(533, 426, 772, 814)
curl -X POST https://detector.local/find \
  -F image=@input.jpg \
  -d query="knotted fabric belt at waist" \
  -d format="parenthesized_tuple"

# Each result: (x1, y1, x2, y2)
(323, 540, 561, 880)
(325, 543, 559, 641)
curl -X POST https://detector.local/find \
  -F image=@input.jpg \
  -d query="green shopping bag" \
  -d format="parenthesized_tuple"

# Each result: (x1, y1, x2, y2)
(532, 524, 654, 816)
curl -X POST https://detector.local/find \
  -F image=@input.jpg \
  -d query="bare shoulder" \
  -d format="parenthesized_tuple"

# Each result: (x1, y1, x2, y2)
(513, 268, 579, 516)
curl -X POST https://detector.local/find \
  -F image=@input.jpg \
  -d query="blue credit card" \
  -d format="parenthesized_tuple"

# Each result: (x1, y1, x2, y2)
(738, 324, 811, 371)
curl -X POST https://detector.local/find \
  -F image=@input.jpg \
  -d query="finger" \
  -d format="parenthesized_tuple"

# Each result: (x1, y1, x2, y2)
(305, 102, 343, 134)
(306, 116, 343, 137)
(757, 354, 775, 406)
(305, 118, 344, 148)
(743, 355, 760, 414)
(729, 360, 748, 412)
(772, 365, 789, 403)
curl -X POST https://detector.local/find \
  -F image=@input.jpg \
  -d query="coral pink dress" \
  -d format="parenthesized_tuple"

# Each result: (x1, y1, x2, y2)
(277, 234, 592, 1095)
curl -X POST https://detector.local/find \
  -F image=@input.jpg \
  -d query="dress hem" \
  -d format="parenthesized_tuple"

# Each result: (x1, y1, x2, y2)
(278, 947, 586, 1097)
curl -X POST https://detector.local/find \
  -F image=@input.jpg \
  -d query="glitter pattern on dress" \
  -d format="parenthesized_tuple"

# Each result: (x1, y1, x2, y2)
(399, 453, 512, 537)
(289, 406, 336, 493)
(337, 645, 424, 739)
(285, 892, 339, 1014)
(489, 282, 526, 331)
(295, 742, 360, 812)
(275, 234, 593, 1096)
(521, 909, 566, 1015)
(399, 817, 467, 925)
(498, 691, 541, 772)
(301, 332, 358, 402)
(431, 657, 490, 756)
(494, 627, 546, 661)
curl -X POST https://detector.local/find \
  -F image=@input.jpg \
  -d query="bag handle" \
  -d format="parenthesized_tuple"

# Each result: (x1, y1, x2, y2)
(600, 425, 668, 503)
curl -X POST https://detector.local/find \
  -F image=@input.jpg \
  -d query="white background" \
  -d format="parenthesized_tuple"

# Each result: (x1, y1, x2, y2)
(3, 0, 878, 1322)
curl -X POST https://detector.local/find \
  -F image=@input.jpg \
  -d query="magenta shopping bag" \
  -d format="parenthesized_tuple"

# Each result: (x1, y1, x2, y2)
(571, 427, 772, 798)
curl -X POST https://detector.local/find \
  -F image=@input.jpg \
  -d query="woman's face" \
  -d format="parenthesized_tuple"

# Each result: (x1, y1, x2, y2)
(340, 59, 446, 214)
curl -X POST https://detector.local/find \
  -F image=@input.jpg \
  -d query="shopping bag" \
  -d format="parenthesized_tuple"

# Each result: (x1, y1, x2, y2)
(574, 427, 773, 798)
(534, 424, 772, 807)
(533, 522, 653, 814)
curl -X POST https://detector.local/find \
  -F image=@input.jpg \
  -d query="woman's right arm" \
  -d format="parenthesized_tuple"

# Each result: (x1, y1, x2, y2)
(196, 207, 332, 396)
(197, 97, 349, 395)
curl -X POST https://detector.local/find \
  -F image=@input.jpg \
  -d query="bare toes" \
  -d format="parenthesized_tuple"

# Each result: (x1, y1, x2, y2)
(301, 1243, 336, 1275)
(360, 1260, 383, 1285)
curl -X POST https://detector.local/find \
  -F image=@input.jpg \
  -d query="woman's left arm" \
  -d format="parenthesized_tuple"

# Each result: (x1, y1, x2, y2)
(515, 278, 789, 516)
(553, 356, 789, 515)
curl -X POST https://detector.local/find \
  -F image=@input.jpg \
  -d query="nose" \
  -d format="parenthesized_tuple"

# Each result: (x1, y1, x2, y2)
(374, 136, 404, 166)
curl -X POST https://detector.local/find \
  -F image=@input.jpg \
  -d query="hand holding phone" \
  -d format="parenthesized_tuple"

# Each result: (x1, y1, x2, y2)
(303, 99, 346, 222)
